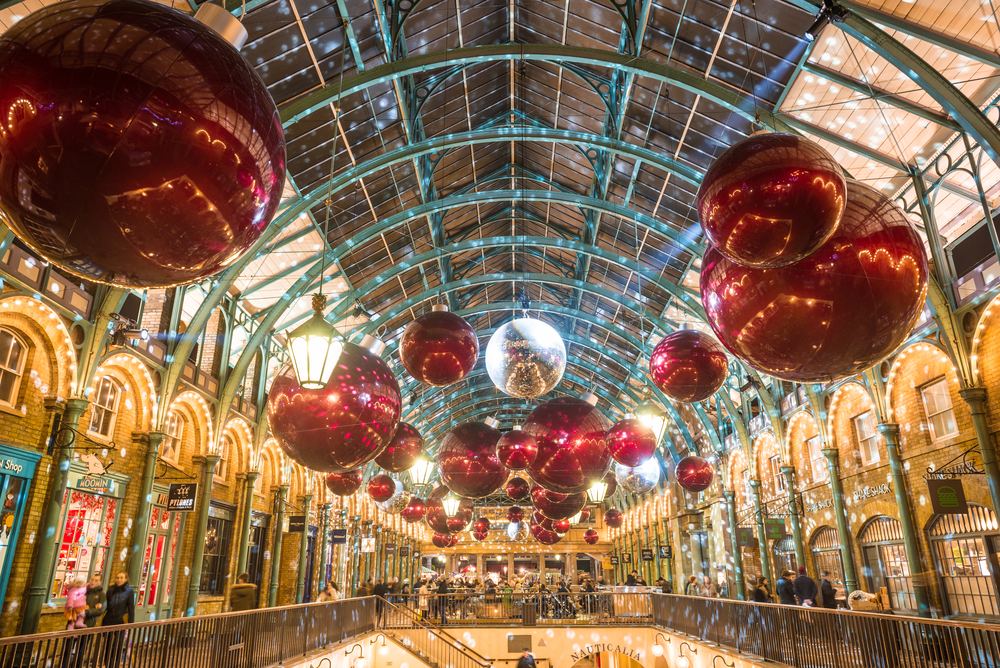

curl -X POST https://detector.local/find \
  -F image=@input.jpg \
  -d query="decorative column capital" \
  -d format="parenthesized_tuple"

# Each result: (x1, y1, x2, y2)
(959, 386, 988, 413)
(877, 422, 901, 443)
(821, 447, 840, 464)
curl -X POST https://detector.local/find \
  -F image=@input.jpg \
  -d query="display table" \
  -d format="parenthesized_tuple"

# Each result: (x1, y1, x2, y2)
(605, 586, 652, 618)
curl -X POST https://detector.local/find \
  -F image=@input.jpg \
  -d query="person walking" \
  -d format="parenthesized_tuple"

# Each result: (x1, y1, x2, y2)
(793, 566, 819, 606)
(819, 572, 838, 609)
(373, 578, 388, 625)
(101, 572, 135, 668)
(698, 576, 718, 598)
(776, 570, 796, 605)
(229, 572, 258, 611)
(683, 575, 698, 596)
(84, 574, 106, 627)
(418, 580, 431, 619)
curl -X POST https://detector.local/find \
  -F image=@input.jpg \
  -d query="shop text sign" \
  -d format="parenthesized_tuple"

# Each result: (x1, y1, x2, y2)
(330, 529, 347, 544)
(805, 499, 833, 512)
(1, 457, 27, 475)
(853, 483, 891, 503)
(570, 643, 640, 663)
(641, 549, 653, 561)
(288, 515, 306, 533)
(927, 479, 969, 514)
(167, 483, 197, 512)
(658, 545, 672, 559)
(78, 476, 113, 493)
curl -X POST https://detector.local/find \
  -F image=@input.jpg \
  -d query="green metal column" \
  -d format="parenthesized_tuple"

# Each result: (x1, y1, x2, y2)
(350, 518, 362, 594)
(127, 432, 165, 587)
(724, 491, 745, 600)
(613, 536, 622, 583)
(878, 423, 931, 617)
(236, 471, 260, 575)
(186, 454, 220, 616)
(781, 467, 807, 571)
(362, 521, 374, 586)
(317, 503, 331, 590)
(959, 388, 1000, 515)
(749, 480, 773, 586)
(661, 519, 674, 590)
(295, 493, 313, 603)
(268, 484, 289, 608)
(21, 398, 88, 634)
(642, 525, 653, 584)
(822, 448, 858, 593)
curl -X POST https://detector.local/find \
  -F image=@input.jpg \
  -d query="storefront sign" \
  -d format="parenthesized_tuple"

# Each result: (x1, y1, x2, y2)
(330, 528, 347, 544)
(570, 643, 641, 663)
(927, 479, 969, 514)
(166, 483, 197, 512)
(764, 518, 786, 540)
(805, 499, 833, 512)
(288, 515, 306, 533)
(399, 546, 409, 557)
(602, 557, 613, 570)
(640, 549, 653, 561)
(361, 537, 376, 552)
(736, 526, 758, 548)
(385, 543, 397, 551)
(621, 552, 632, 564)
(0, 444, 39, 479)
(77, 476, 113, 493)
(609, 555, 619, 565)
(658, 545, 672, 559)
(853, 483, 892, 503)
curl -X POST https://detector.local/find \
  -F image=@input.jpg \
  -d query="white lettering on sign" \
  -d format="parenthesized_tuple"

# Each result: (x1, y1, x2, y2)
(805, 499, 833, 512)
(570, 644, 642, 662)
(2, 459, 23, 474)
(77, 476, 112, 492)
(853, 483, 891, 503)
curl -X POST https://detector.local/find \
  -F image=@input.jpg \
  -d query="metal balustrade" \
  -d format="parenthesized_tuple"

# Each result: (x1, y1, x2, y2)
(381, 600, 492, 668)
(388, 592, 652, 625)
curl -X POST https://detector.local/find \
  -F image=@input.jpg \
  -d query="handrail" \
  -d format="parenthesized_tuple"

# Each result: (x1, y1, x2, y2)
(382, 597, 492, 667)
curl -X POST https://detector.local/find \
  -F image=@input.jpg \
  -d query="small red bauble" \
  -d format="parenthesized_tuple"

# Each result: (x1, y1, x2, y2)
(324, 469, 363, 496)
(675, 456, 715, 492)
(473, 517, 491, 533)
(583, 528, 600, 545)
(267, 343, 401, 473)
(552, 519, 571, 535)
(529, 516, 563, 545)
(607, 418, 657, 467)
(697, 133, 846, 268)
(437, 422, 507, 498)
(524, 397, 613, 494)
(399, 307, 479, 386)
(700, 180, 928, 383)
(649, 330, 729, 403)
(432, 533, 451, 549)
(447, 515, 471, 533)
(367, 474, 396, 503)
(425, 498, 450, 534)
(0, 0, 286, 288)
(507, 506, 525, 523)
(530, 484, 587, 521)
(448, 534, 461, 547)
(604, 508, 624, 528)
(504, 477, 531, 500)
(376, 422, 424, 472)
(496, 430, 538, 470)
(531, 510, 555, 531)
(472, 530, 489, 541)
(401, 497, 426, 523)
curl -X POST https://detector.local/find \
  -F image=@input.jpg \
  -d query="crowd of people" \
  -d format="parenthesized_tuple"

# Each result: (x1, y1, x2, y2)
(748, 567, 839, 608)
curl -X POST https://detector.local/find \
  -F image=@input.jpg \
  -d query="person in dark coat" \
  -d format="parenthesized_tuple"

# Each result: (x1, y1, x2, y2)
(751, 576, 771, 602)
(101, 572, 135, 667)
(515, 650, 536, 668)
(626, 570, 640, 586)
(373, 578, 388, 625)
(793, 566, 819, 606)
(436, 578, 449, 624)
(84, 574, 106, 628)
(229, 572, 258, 611)
(820, 571, 838, 609)
(776, 570, 796, 605)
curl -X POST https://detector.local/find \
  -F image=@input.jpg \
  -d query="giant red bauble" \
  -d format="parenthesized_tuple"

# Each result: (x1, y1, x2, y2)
(531, 510, 555, 531)
(437, 421, 507, 498)
(367, 474, 396, 503)
(523, 397, 613, 494)
(400, 308, 479, 386)
(496, 430, 538, 470)
(473, 517, 491, 533)
(700, 180, 929, 383)
(530, 485, 587, 521)
(432, 533, 451, 549)
(583, 528, 600, 545)
(607, 418, 657, 467)
(0, 0, 285, 288)
(529, 516, 562, 545)
(376, 422, 424, 472)
(267, 343, 401, 473)
(649, 330, 729, 403)
(675, 456, 715, 492)
(428, 485, 450, 501)
(697, 133, 846, 268)
(604, 508, 624, 528)
(472, 530, 489, 541)
(447, 515, 471, 533)
(401, 497, 426, 523)
(507, 506, 525, 523)
(324, 469, 363, 496)
(448, 534, 460, 547)
(425, 498, 450, 534)
(504, 477, 530, 501)
(552, 519, 571, 535)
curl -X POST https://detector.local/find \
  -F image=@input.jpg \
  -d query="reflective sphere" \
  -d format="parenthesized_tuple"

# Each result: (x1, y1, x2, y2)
(607, 418, 657, 467)
(473, 517, 491, 533)
(530, 484, 587, 521)
(504, 477, 531, 501)
(605, 476, 619, 499)
(376, 422, 424, 472)
(485, 319, 567, 398)
(472, 530, 489, 542)
(604, 508, 624, 528)
(437, 421, 507, 498)
(697, 133, 846, 268)
(507, 506, 525, 523)
(425, 498, 450, 534)
(428, 485, 450, 501)
(0, 0, 285, 288)
(524, 397, 613, 494)
(367, 474, 396, 503)
(507, 521, 529, 541)
(552, 519, 571, 535)
(376, 483, 410, 514)
(496, 430, 538, 471)
(432, 533, 451, 549)
(268, 343, 401, 473)
(614, 459, 660, 495)
(447, 515, 471, 534)
(579, 508, 591, 523)
(676, 456, 715, 492)
(529, 516, 562, 545)
(449, 534, 460, 547)
(531, 509, 556, 531)
(583, 528, 600, 545)
(700, 180, 929, 383)
(649, 330, 729, 403)
(325, 469, 363, 496)
(401, 497, 426, 523)
(399, 309, 479, 386)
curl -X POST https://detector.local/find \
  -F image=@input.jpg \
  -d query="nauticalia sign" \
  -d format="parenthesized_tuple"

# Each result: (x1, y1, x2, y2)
(570, 644, 642, 662)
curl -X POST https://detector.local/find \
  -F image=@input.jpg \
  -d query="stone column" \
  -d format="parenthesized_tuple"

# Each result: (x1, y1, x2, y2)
(959, 388, 1000, 516)
(186, 454, 221, 616)
(687, 519, 705, 579)
(350, 519, 363, 594)
(661, 519, 674, 589)
(749, 480, 773, 586)
(878, 423, 931, 617)
(781, 466, 807, 571)
(128, 431, 165, 586)
(295, 494, 313, 603)
(236, 471, 260, 575)
(642, 526, 654, 584)
(507, 552, 515, 581)
(317, 503, 332, 589)
(822, 448, 858, 593)
(723, 491, 745, 600)
(268, 484, 289, 608)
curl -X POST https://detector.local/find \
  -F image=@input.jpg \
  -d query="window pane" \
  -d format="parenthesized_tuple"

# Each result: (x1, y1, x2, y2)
(0, 331, 12, 367)
(923, 380, 951, 416)
(0, 370, 16, 405)
(7, 337, 22, 371)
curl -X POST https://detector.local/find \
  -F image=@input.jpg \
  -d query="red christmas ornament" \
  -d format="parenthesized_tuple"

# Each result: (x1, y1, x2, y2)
(523, 397, 613, 494)
(507, 506, 525, 523)
(437, 422, 507, 498)
(428, 485, 450, 501)
(583, 528, 600, 545)
(473, 517, 491, 533)
(529, 516, 563, 545)
(531, 510, 556, 531)
(425, 498, 450, 534)
(324, 469, 363, 496)
(399, 307, 479, 386)
(530, 484, 587, 521)
(697, 133, 846, 268)
(605, 476, 619, 499)
(267, 343, 401, 473)
(504, 477, 531, 500)
(496, 430, 538, 470)
(604, 508, 624, 528)
(367, 474, 396, 503)
(607, 418, 657, 467)
(675, 456, 715, 492)
(579, 508, 591, 523)
(432, 533, 451, 549)
(700, 180, 928, 383)
(649, 330, 729, 403)
(376, 422, 424, 472)
(552, 519, 571, 535)
(447, 515, 471, 533)
(0, 0, 285, 288)
(401, 497, 426, 523)
(472, 530, 489, 541)
(448, 534, 461, 547)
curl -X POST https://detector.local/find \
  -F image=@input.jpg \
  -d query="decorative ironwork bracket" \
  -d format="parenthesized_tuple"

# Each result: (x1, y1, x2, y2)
(924, 444, 985, 478)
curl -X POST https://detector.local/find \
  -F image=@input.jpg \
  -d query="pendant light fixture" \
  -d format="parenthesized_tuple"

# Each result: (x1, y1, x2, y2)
(586, 480, 610, 504)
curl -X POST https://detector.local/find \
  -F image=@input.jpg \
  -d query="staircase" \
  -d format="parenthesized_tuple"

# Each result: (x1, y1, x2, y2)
(382, 600, 492, 668)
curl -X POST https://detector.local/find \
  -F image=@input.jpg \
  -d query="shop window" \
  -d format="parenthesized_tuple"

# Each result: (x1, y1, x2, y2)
(88, 377, 121, 439)
(929, 505, 999, 619)
(162, 411, 183, 464)
(200, 504, 233, 595)
(50, 491, 119, 599)
(215, 435, 232, 483)
(0, 328, 25, 407)
(773, 534, 797, 574)
(853, 411, 881, 465)
(770, 455, 785, 496)
(807, 436, 827, 482)
(810, 526, 845, 603)
(859, 516, 915, 613)
(920, 378, 959, 441)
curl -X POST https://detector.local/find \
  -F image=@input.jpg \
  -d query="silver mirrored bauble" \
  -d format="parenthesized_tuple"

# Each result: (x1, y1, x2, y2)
(614, 459, 659, 494)
(376, 479, 410, 514)
(485, 318, 567, 399)
(507, 520, 529, 541)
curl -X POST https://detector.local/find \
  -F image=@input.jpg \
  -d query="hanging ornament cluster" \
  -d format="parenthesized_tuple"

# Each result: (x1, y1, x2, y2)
(436, 421, 506, 498)
(401, 497, 426, 523)
(675, 456, 715, 492)
(367, 474, 397, 503)
(507, 506, 525, 523)
(486, 319, 567, 399)
(523, 396, 613, 494)
(0, 0, 286, 288)
(432, 533, 459, 548)
(507, 521, 529, 541)
(529, 514, 562, 545)
(376, 485, 411, 514)
(400, 305, 479, 386)
(530, 484, 587, 521)
(648, 330, 729, 403)
(376, 422, 424, 472)
(699, 138, 929, 383)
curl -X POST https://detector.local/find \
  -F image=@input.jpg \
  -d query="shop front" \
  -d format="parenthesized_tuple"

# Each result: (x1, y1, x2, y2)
(0, 443, 41, 603)
(809, 525, 846, 601)
(772, 534, 797, 574)
(247, 511, 270, 606)
(928, 504, 1000, 620)
(859, 515, 916, 614)
(134, 484, 186, 621)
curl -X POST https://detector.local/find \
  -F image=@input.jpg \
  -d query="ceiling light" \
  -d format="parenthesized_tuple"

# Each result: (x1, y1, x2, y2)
(286, 294, 342, 389)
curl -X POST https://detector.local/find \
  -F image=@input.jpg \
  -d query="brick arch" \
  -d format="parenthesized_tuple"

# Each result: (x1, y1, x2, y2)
(828, 381, 877, 475)
(259, 438, 282, 492)
(169, 391, 213, 454)
(725, 448, 751, 509)
(967, 291, 1000, 379)
(786, 410, 821, 488)
(222, 416, 253, 473)
(884, 342, 967, 450)
(0, 295, 76, 399)
(89, 352, 157, 433)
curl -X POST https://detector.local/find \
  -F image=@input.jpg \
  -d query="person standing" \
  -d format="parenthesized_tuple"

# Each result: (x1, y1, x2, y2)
(436, 578, 449, 624)
(84, 574, 106, 628)
(373, 578, 388, 625)
(101, 572, 135, 668)
(683, 575, 698, 596)
(626, 570, 640, 586)
(229, 572, 258, 611)
(515, 650, 536, 668)
(698, 576, 718, 598)
(751, 576, 771, 603)
(819, 572, 838, 609)
(418, 579, 430, 619)
(776, 570, 796, 605)
(793, 566, 819, 606)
